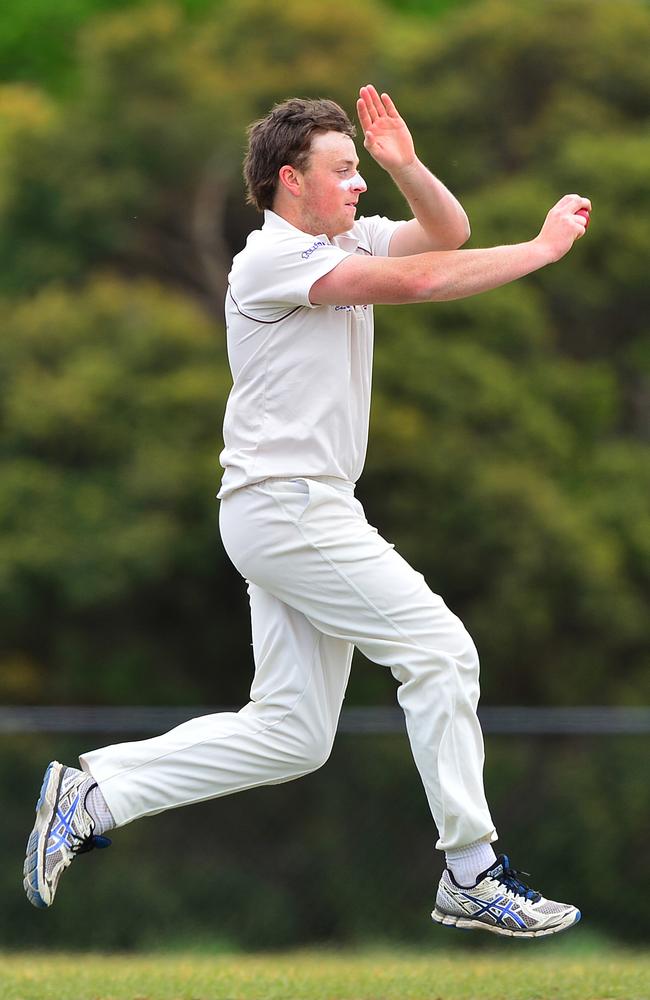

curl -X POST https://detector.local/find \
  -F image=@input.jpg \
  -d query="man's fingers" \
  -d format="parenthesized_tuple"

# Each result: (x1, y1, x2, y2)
(359, 84, 404, 128)
(380, 91, 400, 118)
(573, 210, 590, 237)
(356, 97, 372, 132)
(556, 193, 592, 212)
(366, 83, 386, 118)
(358, 86, 375, 122)
(358, 88, 377, 124)
(360, 84, 388, 122)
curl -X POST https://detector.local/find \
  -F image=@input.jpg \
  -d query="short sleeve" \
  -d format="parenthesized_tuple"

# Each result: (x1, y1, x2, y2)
(230, 229, 351, 319)
(354, 215, 407, 257)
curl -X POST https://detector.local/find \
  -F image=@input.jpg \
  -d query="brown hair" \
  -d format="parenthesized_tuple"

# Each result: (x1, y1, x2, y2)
(244, 98, 356, 212)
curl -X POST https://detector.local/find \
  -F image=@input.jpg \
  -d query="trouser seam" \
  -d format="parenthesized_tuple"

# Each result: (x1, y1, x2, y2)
(270, 490, 450, 660)
(91, 621, 323, 789)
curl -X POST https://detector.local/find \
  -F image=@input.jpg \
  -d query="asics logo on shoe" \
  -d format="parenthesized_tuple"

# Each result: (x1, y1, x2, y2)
(458, 890, 528, 930)
(46, 794, 81, 855)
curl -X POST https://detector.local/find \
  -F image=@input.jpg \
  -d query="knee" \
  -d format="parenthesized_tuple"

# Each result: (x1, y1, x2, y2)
(435, 606, 480, 674)
(293, 729, 333, 774)
(414, 612, 481, 688)
(457, 624, 480, 676)
(441, 617, 481, 707)
(279, 720, 334, 775)
(242, 701, 334, 775)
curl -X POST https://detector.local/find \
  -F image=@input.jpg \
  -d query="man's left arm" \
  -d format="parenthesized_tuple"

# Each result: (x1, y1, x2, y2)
(357, 84, 470, 255)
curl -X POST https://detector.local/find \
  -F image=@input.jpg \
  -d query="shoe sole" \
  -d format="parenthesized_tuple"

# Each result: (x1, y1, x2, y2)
(431, 906, 581, 938)
(22, 761, 65, 908)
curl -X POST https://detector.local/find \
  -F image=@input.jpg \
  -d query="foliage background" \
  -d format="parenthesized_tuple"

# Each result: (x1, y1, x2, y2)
(0, 0, 648, 948)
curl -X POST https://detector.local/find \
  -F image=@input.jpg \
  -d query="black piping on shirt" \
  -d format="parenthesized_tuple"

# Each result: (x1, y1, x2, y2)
(228, 286, 303, 325)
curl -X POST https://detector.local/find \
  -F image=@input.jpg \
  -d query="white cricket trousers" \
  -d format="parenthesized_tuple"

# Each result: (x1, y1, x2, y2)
(81, 477, 496, 851)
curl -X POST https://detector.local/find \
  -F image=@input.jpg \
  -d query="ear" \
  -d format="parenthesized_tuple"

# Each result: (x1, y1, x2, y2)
(278, 164, 302, 199)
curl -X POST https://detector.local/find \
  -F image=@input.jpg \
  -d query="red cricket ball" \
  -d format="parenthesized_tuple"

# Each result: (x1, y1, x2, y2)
(575, 208, 590, 228)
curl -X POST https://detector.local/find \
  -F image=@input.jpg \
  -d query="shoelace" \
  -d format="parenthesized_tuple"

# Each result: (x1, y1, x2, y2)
(493, 857, 541, 903)
(75, 834, 112, 856)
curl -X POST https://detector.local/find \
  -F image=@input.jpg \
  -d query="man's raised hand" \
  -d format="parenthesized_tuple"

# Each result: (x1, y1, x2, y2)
(356, 84, 416, 174)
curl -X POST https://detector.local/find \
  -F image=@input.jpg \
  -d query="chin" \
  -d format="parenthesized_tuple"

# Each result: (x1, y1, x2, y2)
(336, 214, 356, 235)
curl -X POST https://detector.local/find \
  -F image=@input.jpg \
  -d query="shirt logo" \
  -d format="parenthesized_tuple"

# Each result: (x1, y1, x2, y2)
(301, 240, 327, 259)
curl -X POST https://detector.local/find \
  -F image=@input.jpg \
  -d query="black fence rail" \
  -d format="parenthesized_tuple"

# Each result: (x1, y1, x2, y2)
(1, 704, 649, 734)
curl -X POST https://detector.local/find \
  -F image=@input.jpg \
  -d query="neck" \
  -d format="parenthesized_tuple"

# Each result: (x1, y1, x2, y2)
(270, 205, 323, 237)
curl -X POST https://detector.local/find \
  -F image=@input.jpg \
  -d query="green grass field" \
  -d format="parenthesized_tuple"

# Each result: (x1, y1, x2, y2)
(1, 945, 649, 1000)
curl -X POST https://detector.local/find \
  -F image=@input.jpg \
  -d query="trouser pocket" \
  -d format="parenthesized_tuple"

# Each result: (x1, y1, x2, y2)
(260, 478, 312, 523)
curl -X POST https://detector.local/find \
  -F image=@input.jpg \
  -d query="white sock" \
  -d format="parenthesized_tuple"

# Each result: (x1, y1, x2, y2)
(83, 781, 115, 836)
(445, 838, 497, 887)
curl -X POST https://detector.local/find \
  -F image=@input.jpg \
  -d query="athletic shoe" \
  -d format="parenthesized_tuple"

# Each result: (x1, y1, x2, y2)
(23, 760, 111, 908)
(432, 854, 581, 938)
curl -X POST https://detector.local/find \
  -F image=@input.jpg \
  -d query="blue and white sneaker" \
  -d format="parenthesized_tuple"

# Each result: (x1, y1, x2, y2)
(432, 855, 581, 938)
(23, 761, 111, 908)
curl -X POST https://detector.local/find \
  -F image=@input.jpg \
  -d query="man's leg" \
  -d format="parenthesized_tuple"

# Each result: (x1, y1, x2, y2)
(79, 587, 353, 826)
(24, 578, 353, 906)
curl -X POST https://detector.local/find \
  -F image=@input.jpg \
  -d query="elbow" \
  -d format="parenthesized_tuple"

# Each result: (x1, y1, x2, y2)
(417, 268, 456, 303)
(422, 277, 449, 302)
(405, 261, 451, 302)
(459, 219, 471, 247)
(443, 209, 471, 249)
(410, 271, 439, 302)
(433, 218, 470, 252)
(452, 215, 471, 249)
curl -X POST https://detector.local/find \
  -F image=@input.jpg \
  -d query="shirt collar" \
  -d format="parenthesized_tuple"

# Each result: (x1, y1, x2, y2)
(263, 209, 360, 252)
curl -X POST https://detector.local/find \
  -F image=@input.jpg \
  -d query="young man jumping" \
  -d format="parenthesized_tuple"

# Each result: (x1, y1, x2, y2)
(24, 84, 589, 938)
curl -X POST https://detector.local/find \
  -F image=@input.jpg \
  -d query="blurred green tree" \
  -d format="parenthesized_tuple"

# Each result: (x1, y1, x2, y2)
(0, 0, 225, 94)
(364, 298, 648, 706)
(391, 0, 650, 191)
(0, 278, 247, 705)
(0, 4, 243, 302)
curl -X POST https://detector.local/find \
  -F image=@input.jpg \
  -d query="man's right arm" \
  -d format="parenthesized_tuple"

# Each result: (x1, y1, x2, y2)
(310, 194, 591, 306)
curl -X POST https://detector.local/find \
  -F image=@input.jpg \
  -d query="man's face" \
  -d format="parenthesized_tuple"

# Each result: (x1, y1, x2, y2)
(298, 131, 367, 238)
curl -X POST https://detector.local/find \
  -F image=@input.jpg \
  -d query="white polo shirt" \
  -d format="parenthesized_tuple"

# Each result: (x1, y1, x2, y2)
(218, 209, 403, 498)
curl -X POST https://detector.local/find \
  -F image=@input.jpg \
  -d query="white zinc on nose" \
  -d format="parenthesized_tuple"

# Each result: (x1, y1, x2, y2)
(339, 172, 367, 192)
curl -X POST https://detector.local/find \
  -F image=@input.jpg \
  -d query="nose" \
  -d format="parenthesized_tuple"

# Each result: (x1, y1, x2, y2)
(350, 172, 367, 193)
